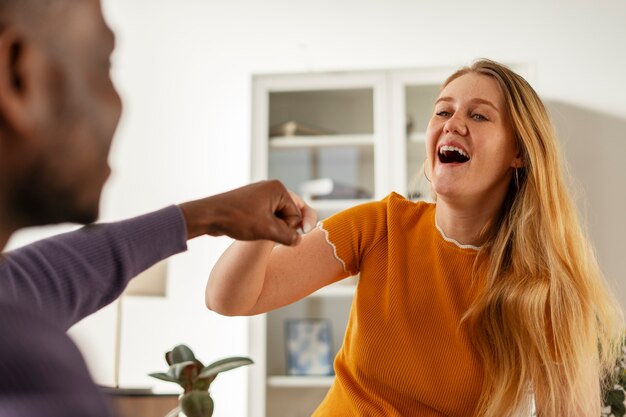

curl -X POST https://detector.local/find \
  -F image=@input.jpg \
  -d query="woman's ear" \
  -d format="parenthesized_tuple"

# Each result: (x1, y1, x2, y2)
(512, 140, 525, 169)
(0, 27, 48, 139)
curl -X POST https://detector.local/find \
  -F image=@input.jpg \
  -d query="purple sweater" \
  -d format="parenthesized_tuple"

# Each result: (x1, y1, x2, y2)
(0, 206, 188, 417)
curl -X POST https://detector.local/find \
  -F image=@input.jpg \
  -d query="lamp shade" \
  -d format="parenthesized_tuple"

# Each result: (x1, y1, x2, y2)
(124, 260, 168, 297)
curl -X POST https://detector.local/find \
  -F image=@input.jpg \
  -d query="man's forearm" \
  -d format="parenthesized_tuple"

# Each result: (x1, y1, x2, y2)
(0, 205, 188, 330)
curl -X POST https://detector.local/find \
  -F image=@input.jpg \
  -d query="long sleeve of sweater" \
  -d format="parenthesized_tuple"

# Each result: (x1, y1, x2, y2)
(0, 205, 188, 331)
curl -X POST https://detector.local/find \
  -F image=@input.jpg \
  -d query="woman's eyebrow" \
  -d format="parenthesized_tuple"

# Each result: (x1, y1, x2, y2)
(435, 96, 500, 112)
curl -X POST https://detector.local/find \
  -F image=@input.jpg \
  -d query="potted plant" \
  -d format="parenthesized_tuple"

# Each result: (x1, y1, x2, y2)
(149, 344, 253, 417)
(603, 337, 626, 417)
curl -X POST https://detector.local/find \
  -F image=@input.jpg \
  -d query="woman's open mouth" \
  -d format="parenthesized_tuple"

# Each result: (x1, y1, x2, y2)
(438, 145, 470, 164)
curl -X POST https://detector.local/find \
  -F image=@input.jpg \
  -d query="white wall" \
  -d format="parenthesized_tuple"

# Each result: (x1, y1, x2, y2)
(7, 1, 625, 416)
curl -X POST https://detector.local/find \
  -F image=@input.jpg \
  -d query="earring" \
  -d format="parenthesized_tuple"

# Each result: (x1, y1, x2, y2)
(423, 159, 431, 183)
(514, 168, 520, 191)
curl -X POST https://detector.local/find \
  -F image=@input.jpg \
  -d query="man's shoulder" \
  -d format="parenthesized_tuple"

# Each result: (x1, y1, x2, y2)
(0, 301, 83, 383)
(0, 301, 115, 416)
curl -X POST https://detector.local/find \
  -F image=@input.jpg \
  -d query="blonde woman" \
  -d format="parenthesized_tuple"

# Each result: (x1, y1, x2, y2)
(206, 59, 624, 417)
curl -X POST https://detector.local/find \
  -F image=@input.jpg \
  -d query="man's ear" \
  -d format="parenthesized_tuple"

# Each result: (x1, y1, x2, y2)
(0, 27, 46, 138)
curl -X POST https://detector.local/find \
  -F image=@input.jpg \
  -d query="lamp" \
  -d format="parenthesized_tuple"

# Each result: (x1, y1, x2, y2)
(113, 260, 168, 390)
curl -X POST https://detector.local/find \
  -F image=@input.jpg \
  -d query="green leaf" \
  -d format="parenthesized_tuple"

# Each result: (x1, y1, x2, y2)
(167, 361, 197, 379)
(170, 345, 196, 364)
(605, 389, 626, 406)
(613, 401, 626, 417)
(167, 361, 201, 390)
(148, 372, 179, 384)
(198, 357, 253, 379)
(181, 391, 214, 417)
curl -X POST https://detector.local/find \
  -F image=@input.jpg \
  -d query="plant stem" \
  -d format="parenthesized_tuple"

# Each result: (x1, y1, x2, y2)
(164, 405, 181, 417)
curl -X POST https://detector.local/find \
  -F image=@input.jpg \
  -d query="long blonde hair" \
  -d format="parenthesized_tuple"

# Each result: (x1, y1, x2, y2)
(449, 59, 624, 416)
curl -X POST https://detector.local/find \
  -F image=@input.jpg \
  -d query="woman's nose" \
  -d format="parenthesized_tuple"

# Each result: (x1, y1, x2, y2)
(443, 113, 468, 136)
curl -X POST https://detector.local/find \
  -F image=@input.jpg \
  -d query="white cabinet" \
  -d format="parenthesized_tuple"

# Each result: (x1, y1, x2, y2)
(249, 68, 451, 417)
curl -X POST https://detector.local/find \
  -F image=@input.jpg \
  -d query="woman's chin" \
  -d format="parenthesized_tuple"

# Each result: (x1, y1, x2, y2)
(431, 182, 464, 201)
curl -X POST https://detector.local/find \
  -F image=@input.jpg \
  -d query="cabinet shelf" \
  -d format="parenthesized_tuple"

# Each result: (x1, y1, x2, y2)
(269, 134, 374, 148)
(267, 376, 334, 388)
(308, 199, 371, 213)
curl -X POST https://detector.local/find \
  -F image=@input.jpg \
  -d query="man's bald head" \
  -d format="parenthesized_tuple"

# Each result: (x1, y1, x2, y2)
(0, 1, 50, 20)
(0, 0, 69, 39)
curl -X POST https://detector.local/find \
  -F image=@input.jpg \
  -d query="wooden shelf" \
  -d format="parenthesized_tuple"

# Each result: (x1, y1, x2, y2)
(269, 134, 374, 148)
(107, 393, 179, 417)
(267, 375, 334, 388)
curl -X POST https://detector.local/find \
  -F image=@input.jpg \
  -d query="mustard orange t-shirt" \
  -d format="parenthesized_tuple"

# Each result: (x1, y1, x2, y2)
(313, 193, 484, 416)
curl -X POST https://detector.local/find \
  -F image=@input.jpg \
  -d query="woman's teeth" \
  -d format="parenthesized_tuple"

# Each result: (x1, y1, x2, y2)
(438, 145, 470, 163)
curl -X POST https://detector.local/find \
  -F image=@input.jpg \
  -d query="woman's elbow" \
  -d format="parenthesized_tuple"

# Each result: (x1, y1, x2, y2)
(205, 292, 254, 317)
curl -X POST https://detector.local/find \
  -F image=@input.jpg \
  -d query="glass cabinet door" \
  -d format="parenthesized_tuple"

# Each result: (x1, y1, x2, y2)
(253, 73, 388, 221)
(404, 84, 440, 200)
(389, 69, 451, 201)
(268, 88, 375, 213)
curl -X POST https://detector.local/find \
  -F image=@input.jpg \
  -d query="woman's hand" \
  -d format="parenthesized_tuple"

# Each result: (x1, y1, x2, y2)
(287, 190, 317, 237)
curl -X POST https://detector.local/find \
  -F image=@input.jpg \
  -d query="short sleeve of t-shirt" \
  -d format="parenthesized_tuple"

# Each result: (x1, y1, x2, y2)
(317, 194, 394, 277)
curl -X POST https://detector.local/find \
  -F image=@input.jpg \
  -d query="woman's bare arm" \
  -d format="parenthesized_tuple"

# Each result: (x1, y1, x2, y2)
(206, 226, 346, 316)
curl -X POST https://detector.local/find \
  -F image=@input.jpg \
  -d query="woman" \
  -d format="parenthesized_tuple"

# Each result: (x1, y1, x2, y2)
(206, 59, 623, 416)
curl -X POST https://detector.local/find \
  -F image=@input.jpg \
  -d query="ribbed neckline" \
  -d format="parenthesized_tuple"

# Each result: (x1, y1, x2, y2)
(433, 214, 481, 251)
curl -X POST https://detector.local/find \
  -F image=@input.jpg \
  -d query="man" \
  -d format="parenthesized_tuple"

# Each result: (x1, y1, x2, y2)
(0, 0, 315, 415)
